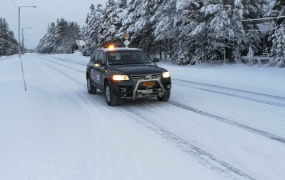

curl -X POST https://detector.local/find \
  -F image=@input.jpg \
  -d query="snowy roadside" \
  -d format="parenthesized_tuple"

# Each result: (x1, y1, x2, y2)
(159, 61, 285, 98)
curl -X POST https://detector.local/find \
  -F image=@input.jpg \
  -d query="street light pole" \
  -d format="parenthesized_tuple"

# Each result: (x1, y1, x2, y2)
(22, 27, 32, 54)
(18, 7, 20, 57)
(18, 6, 36, 57)
(17, 6, 36, 91)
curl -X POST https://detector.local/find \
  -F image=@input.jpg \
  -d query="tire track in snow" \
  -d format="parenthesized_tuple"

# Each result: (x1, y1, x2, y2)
(39, 55, 87, 65)
(40, 58, 145, 179)
(39, 56, 256, 180)
(173, 78, 285, 108)
(40, 56, 285, 108)
(39, 56, 85, 73)
(121, 106, 256, 180)
(168, 100, 285, 144)
(39, 56, 285, 144)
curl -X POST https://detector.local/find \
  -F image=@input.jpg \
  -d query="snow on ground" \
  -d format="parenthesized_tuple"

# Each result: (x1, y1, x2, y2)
(0, 53, 285, 180)
(160, 61, 285, 97)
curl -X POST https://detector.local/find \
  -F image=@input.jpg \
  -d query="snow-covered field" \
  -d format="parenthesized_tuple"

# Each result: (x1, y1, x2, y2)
(0, 53, 285, 180)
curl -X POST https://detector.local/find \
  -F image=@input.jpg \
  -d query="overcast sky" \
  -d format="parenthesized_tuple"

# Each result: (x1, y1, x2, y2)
(0, 0, 108, 49)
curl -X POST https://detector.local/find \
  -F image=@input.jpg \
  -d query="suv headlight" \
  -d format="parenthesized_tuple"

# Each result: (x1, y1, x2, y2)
(162, 72, 170, 78)
(112, 75, 129, 81)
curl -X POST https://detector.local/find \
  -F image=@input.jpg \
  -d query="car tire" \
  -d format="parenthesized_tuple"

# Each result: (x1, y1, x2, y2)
(87, 76, 97, 94)
(105, 82, 119, 106)
(157, 90, 171, 101)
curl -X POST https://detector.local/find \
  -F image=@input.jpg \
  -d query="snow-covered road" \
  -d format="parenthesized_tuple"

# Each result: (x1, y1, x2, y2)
(1, 54, 285, 180)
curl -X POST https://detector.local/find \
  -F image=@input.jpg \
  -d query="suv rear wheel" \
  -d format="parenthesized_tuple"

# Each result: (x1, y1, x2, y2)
(105, 82, 119, 106)
(87, 76, 97, 94)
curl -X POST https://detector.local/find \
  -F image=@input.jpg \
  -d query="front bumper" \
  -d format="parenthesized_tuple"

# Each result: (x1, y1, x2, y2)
(110, 77, 171, 100)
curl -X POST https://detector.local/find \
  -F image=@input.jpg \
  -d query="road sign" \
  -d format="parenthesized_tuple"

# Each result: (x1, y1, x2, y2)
(124, 33, 129, 39)
(124, 40, 130, 47)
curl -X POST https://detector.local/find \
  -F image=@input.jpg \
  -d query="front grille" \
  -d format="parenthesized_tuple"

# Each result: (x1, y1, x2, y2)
(131, 73, 161, 81)
(130, 75, 145, 81)
(151, 73, 161, 79)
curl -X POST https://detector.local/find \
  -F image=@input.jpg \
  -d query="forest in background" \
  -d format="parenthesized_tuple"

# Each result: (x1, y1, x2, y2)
(0, 18, 18, 56)
(36, 0, 285, 67)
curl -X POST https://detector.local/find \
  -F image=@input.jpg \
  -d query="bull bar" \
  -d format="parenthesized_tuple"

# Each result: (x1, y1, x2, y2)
(132, 78, 165, 100)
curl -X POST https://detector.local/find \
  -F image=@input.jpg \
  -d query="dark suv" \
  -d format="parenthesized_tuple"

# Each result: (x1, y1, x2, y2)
(86, 48, 171, 106)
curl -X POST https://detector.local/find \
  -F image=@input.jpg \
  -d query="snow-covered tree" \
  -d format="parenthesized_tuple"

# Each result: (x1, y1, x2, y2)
(267, 0, 285, 67)
(0, 18, 18, 56)
(153, 0, 184, 60)
(85, 4, 104, 51)
(99, 0, 127, 47)
(119, 0, 143, 47)
(0, 18, 9, 55)
(173, 0, 203, 64)
(100, 0, 117, 44)
(81, 0, 271, 66)
(187, 0, 267, 64)
(37, 19, 81, 54)
(118, 0, 163, 53)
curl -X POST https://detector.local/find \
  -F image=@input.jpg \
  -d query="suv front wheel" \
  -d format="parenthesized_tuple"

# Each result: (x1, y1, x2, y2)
(105, 82, 119, 106)
(87, 76, 97, 94)
(157, 90, 171, 101)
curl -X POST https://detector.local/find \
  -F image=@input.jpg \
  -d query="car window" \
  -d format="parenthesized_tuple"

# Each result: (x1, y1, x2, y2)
(91, 51, 99, 62)
(97, 51, 105, 64)
(107, 51, 153, 65)
(136, 52, 151, 63)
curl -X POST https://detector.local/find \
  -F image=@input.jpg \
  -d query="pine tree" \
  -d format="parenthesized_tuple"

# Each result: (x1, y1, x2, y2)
(187, 0, 266, 64)
(153, 0, 178, 59)
(119, 0, 142, 45)
(118, 0, 127, 8)
(0, 18, 5, 55)
(121, 0, 162, 53)
(0, 18, 17, 56)
(80, 0, 270, 65)
(267, 0, 285, 67)
(37, 19, 81, 54)
(0, 18, 9, 55)
(6, 31, 18, 55)
(100, 0, 125, 47)
(37, 22, 56, 53)
(176, 0, 208, 64)
(86, 4, 104, 50)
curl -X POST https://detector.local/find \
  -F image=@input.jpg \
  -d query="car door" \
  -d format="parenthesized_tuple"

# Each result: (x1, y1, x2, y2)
(88, 50, 99, 85)
(93, 51, 106, 89)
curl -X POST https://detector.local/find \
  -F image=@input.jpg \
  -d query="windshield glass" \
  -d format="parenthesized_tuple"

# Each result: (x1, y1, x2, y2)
(107, 51, 153, 65)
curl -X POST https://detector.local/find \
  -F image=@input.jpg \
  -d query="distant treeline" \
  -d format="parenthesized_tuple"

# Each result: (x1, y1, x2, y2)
(36, 18, 81, 54)
(37, 0, 285, 67)
(82, 0, 270, 65)
(0, 18, 18, 56)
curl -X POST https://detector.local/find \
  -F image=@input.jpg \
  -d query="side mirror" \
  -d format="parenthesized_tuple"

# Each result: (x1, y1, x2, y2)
(153, 58, 160, 63)
(94, 60, 103, 67)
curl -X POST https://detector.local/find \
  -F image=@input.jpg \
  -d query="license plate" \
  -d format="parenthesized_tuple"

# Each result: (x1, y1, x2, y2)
(143, 81, 155, 87)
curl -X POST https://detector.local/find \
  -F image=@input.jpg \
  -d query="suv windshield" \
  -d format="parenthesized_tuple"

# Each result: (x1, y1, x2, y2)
(107, 51, 153, 65)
